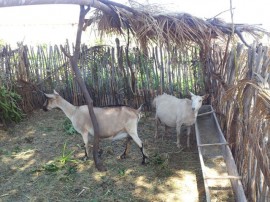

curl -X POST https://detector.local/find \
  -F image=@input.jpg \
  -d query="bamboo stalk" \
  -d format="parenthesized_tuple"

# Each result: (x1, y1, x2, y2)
(205, 175, 242, 180)
(197, 143, 229, 147)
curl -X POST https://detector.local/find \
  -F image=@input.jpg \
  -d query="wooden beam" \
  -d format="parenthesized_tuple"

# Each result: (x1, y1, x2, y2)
(205, 175, 242, 180)
(0, 0, 113, 14)
(198, 143, 229, 147)
(197, 110, 214, 117)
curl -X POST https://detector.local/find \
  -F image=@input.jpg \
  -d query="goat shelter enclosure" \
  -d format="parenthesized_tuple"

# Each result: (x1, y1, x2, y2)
(1, 1, 270, 201)
(2, 40, 270, 201)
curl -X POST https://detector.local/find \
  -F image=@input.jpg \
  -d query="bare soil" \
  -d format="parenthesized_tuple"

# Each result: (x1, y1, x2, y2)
(0, 109, 206, 202)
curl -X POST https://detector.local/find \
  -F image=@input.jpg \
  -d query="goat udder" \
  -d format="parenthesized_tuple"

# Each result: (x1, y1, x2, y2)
(110, 132, 129, 141)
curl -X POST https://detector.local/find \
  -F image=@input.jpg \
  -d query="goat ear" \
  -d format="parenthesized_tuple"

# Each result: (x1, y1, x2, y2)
(188, 91, 195, 97)
(44, 93, 55, 98)
(53, 90, 59, 95)
(202, 94, 209, 100)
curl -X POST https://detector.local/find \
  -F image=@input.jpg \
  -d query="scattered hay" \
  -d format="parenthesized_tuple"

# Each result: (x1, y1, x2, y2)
(0, 110, 206, 201)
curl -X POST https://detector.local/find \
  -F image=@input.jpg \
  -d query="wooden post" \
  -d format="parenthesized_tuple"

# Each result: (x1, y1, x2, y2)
(61, 5, 106, 171)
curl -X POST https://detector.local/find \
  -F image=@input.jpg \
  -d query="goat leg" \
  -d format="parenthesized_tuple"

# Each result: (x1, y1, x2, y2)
(83, 145, 89, 160)
(154, 117, 160, 139)
(127, 131, 149, 164)
(140, 143, 148, 165)
(186, 126, 191, 148)
(82, 133, 90, 161)
(164, 125, 170, 140)
(83, 144, 103, 160)
(98, 149, 103, 157)
(121, 136, 132, 159)
(176, 123, 183, 148)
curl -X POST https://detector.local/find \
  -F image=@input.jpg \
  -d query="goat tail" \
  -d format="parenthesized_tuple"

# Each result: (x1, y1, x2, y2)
(152, 98, 157, 108)
(137, 103, 145, 112)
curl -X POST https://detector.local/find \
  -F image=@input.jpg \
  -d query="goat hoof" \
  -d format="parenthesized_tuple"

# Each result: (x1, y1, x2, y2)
(83, 156, 89, 161)
(141, 160, 149, 165)
(98, 149, 103, 157)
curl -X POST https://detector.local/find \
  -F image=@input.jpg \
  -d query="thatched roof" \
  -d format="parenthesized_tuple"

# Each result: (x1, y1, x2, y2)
(84, 0, 269, 50)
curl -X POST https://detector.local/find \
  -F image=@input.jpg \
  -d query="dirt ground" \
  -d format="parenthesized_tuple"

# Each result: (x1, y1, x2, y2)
(0, 109, 206, 202)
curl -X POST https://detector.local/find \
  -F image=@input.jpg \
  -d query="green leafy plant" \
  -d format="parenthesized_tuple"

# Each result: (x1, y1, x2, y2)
(41, 142, 77, 174)
(0, 86, 24, 123)
(65, 165, 77, 175)
(118, 168, 126, 176)
(57, 141, 77, 166)
(62, 118, 78, 135)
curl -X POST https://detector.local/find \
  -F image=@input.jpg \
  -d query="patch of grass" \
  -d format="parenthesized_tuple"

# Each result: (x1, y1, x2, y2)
(35, 142, 78, 175)
(0, 148, 11, 156)
(40, 126, 54, 133)
(151, 153, 173, 178)
(30, 165, 44, 173)
(43, 162, 59, 172)
(11, 145, 21, 154)
(0, 145, 33, 156)
(151, 153, 165, 165)
(66, 164, 77, 175)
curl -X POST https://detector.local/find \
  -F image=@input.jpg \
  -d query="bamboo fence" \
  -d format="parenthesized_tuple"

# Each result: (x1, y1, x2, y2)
(0, 40, 205, 112)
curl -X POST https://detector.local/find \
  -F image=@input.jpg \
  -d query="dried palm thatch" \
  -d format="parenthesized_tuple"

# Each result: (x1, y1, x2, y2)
(224, 74, 270, 120)
(221, 75, 270, 185)
(84, 0, 269, 51)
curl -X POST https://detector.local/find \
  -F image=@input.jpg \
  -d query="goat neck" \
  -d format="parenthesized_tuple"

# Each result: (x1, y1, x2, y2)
(56, 96, 77, 119)
(192, 108, 199, 117)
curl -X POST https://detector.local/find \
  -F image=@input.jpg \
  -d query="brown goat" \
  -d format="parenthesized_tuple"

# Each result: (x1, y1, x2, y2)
(43, 90, 148, 164)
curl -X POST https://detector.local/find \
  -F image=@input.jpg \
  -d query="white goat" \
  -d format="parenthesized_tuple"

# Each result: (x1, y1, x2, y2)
(43, 90, 148, 164)
(153, 92, 208, 148)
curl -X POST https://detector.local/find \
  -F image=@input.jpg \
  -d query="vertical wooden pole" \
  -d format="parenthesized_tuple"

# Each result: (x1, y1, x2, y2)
(159, 46, 164, 93)
(63, 6, 106, 171)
